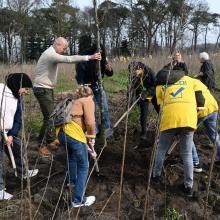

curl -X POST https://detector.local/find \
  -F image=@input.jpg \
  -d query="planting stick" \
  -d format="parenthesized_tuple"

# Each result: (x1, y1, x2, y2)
(113, 96, 141, 129)
(167, 138, 179, 155)
(3, 133, 17, 177)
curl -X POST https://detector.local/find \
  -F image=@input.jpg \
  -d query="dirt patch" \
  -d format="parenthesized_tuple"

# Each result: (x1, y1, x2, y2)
(1, 92, 220, 220)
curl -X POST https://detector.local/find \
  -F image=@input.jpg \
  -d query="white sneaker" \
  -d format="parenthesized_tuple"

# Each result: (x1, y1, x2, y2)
(72, 196, 96, 208)
(24, 169, 39, 179)
(0, 190, 13, 200)
(193, 163, 203, 173)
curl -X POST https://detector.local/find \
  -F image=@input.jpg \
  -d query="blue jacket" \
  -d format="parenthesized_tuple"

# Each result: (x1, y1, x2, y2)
(7, 99, 22, 137)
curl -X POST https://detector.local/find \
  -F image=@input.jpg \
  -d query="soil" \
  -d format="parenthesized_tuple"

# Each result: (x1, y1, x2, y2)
(1, 91, 220, 220)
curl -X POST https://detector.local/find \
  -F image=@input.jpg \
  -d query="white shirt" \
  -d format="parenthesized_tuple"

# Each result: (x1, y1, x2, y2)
(34, 46, 89, 89)
(0, 83, 17, 132)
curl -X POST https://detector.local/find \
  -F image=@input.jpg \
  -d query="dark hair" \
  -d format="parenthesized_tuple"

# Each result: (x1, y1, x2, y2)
(5, 73, 32, 99)
(128, 61, 145, 73)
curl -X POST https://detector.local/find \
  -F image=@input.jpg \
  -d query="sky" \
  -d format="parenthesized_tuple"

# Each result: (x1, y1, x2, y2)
(75, 0, 220, 43)
(76, 0, 220, 13)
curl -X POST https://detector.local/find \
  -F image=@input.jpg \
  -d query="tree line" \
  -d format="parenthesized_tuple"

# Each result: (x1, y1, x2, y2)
(0, 0, 220, 63)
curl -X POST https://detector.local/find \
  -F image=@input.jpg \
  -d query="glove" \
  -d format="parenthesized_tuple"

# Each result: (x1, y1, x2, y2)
(141, 90, 148, 100)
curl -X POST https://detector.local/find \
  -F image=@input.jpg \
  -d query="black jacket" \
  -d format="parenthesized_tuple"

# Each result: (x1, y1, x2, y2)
(130, 65, 156, 98)
(199, 60, 215, 90)
(75, 47, 113, 93)
(164, 61, 188, 75)
(156, 69, 185, 85)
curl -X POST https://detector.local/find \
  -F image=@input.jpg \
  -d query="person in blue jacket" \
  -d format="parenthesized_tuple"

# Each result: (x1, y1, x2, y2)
(0, 73, 38, 201)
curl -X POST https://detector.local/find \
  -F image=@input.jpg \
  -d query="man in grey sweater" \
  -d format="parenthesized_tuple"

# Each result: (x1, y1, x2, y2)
(33, 37, 101, 157)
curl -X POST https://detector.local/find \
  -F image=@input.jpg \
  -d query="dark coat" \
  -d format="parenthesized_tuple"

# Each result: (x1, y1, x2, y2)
(199, 60, 215, 90)
(75, 46, 113, 93)
(130, 65, 156, 98)
(164, 61, 188, 75)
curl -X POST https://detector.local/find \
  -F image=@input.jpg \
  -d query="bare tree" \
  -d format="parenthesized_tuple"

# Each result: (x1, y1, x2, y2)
(6, 0, 41, 62)
(189, 1, 209, 52)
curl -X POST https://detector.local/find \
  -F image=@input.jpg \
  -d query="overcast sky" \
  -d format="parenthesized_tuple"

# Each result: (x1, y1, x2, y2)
(75, 0, 220, 43)
(76, 0, 220, 13)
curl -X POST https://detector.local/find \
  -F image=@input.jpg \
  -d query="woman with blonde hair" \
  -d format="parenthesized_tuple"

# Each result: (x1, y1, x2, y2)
(58, 85, 96, 207)
(164, 51, 188, 75)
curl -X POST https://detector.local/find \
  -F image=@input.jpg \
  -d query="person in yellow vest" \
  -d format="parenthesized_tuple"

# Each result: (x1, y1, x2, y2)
(152, 69, 205, 197)
(57, 85, 96, 207)
(191, 81, 219, 172)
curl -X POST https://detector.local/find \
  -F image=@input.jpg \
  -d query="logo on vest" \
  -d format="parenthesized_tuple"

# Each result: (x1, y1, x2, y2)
(170, 87, 185, 98)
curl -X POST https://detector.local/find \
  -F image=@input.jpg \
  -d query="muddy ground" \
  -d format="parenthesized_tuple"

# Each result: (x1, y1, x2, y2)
(1, 91, 220, 220)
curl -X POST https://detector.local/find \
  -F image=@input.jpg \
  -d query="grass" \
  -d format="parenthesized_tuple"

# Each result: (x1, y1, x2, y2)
(104, 69, 128, 93)
(165, 208, 184, 220)
(25, 110, 43, 134)
(54, 77, 76, 94)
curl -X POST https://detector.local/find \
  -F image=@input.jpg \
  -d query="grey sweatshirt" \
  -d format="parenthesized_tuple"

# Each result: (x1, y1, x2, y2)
(34, 46, 89, 89)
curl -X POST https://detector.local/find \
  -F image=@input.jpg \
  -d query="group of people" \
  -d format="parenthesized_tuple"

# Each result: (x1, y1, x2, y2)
(0, 37, 113, 207)
(0, 37, 218, 209)
(128, 51, 218, 197)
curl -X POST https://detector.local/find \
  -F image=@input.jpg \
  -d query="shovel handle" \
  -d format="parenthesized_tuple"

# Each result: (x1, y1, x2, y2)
(3, 133, 17, 177)
(167, 139, 179, 155)
(113, 96, 141, 129)
(94, 160, 99, 173)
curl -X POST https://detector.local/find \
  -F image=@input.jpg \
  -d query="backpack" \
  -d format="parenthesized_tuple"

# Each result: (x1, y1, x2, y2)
(49, 98, 74, 127)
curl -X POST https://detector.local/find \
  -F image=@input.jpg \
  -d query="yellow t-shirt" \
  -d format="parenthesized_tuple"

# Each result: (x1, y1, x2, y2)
(56, 121, 87, 144)
(156, 76, 200, 131)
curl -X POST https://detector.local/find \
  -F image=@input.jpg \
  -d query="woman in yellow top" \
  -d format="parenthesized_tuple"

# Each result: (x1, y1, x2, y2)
(152, 69, 205, 197)
(58, 85, 97, 208)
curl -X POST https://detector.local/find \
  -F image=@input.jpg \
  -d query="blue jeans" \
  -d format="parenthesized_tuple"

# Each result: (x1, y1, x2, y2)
(153, 128, 194, 188)
(58, 131, 89, 204)
(94, 90, 111, 133)
(192, 112, 220, 164)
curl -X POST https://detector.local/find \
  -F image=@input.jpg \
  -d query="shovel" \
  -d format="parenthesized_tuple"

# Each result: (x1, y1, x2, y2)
(87, 144, 100, 176)
(3, 133, 17, 177)
(94, 159, 100, 176)
(167, 137, 180, 155)
(113, 96, 141, 129)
